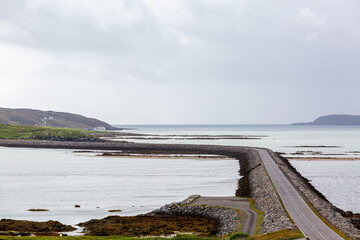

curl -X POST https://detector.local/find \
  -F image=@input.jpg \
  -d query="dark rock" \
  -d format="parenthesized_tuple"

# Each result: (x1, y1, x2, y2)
(27, 209, 49, 212)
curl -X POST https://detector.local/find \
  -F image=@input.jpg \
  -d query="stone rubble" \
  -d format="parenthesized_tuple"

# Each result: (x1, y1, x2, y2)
(268, 151, 360, 239)
(237, 148, 293, 233)
(144, 196, 239, 236)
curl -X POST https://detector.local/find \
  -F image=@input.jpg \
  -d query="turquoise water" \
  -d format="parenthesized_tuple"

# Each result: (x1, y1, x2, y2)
(117, 124, 360, 212)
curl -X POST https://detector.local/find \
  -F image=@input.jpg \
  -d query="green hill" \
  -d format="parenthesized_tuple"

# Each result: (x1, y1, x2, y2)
(0, 124, 98, 141)
(292, 114, 360, 125)
(0, 107, 119, 130)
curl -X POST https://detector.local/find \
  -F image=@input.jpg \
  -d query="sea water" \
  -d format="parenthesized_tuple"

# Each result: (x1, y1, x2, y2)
(0, 147, 238, 225)
(290, 160, 360, 213)
(117, 124, 360, 213)
(1, 124, 359, 227)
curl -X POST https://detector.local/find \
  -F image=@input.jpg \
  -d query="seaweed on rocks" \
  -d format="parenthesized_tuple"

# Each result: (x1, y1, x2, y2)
(78, 216, 217, 236)
(0, 219, 76, 233)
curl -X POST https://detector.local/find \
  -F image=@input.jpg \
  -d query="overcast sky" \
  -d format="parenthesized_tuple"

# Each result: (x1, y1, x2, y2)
(1, 0, 359, 124)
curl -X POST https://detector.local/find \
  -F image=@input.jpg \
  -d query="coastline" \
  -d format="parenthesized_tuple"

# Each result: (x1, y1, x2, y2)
(0, 139, 359, 238)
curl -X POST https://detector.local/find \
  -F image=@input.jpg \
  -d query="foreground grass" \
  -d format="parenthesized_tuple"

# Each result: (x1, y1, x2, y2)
(0, 229, 304, 240)
(0, 124, 97, 141)
(0, 235, 213, 240)
(244, 198, 263, 235)
(246, 229, 304, 240)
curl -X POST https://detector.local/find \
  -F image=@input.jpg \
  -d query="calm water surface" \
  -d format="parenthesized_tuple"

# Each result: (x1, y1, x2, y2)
(290, 160, 360, 212)
(1, 124, 359, 226)
(118, 125, 360, 213)
(0, 147, 238, 225)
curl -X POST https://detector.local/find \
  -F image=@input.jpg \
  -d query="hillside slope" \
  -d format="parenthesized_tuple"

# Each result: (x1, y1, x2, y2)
(292, 114, 360, 125)
(0, 107, 119, 130)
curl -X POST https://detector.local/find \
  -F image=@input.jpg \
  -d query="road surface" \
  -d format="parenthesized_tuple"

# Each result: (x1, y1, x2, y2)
(257, 149, 343, 240)
(191, 196, 257, 235)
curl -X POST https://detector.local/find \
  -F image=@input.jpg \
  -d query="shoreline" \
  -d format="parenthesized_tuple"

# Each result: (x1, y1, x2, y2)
(0, 139, 359, 237)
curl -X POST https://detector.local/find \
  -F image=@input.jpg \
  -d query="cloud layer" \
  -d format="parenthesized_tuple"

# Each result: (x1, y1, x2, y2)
(1, 0, 359, 124)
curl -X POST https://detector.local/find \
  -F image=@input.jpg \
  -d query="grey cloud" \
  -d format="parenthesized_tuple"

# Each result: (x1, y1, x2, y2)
(0, 0, 359, 124)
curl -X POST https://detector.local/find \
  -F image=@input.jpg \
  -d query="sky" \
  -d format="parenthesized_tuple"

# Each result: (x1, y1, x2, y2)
(0, 0, 360, 124)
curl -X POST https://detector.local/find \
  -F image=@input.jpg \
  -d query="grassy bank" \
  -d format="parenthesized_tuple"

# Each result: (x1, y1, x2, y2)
(246, 229, 304, 239)
(0, 229, 304, 240)
(0, 124, 97, 141)
(244, 197, 263, 235)
(0, 235, 212, 240)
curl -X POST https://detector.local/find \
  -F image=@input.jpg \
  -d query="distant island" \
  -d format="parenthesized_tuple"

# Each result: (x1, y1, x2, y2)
(292, 114, 360, 125)
(0, 107, 119, 130)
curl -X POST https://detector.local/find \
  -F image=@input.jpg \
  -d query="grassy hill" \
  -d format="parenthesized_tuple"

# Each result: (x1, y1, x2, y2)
(293, 114, 360, 125)
(0, 107, 119, 130)
(0, 124, 98, 141)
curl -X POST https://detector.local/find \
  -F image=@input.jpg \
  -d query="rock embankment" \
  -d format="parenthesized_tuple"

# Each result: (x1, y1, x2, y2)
(144, 196, 239, 236)
(236, 148, 292, 233)
(268, 151, 360, 239)
(0, 140, 323, 235)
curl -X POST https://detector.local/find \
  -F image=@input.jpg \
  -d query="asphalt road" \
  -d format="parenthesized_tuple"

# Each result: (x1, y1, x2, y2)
(191, 196, 257, 235)
(257, 149, 343, 240)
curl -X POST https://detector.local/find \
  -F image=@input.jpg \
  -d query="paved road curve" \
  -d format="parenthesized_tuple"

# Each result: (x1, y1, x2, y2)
(191, 196, 257, 235)
(257, 149, 343, 240)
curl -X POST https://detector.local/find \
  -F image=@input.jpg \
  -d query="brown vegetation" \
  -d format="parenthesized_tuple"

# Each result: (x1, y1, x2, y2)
(27, 209, 49, 212)
(79, 216, 217, 236)
(0, 219, 76, 233)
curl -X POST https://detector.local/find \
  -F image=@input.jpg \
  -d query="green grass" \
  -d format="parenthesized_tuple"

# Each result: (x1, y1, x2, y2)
(245, 229, 304, 240)
(0, 124, 97, 141)
(229, 232, 249, 239)
(243, 197, 263, 235)
(0, 235, 214, 240)
(0, 230, 305, 240)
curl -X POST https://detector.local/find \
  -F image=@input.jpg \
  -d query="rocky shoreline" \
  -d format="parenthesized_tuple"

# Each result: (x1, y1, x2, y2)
(143, 195, 240, 236)
(268, 151, 360, 239)
(236, 148, 292, 233)
(79, 215, 217, 237)
(0, 219, 75, 236)
(0, 139, 358, 238)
